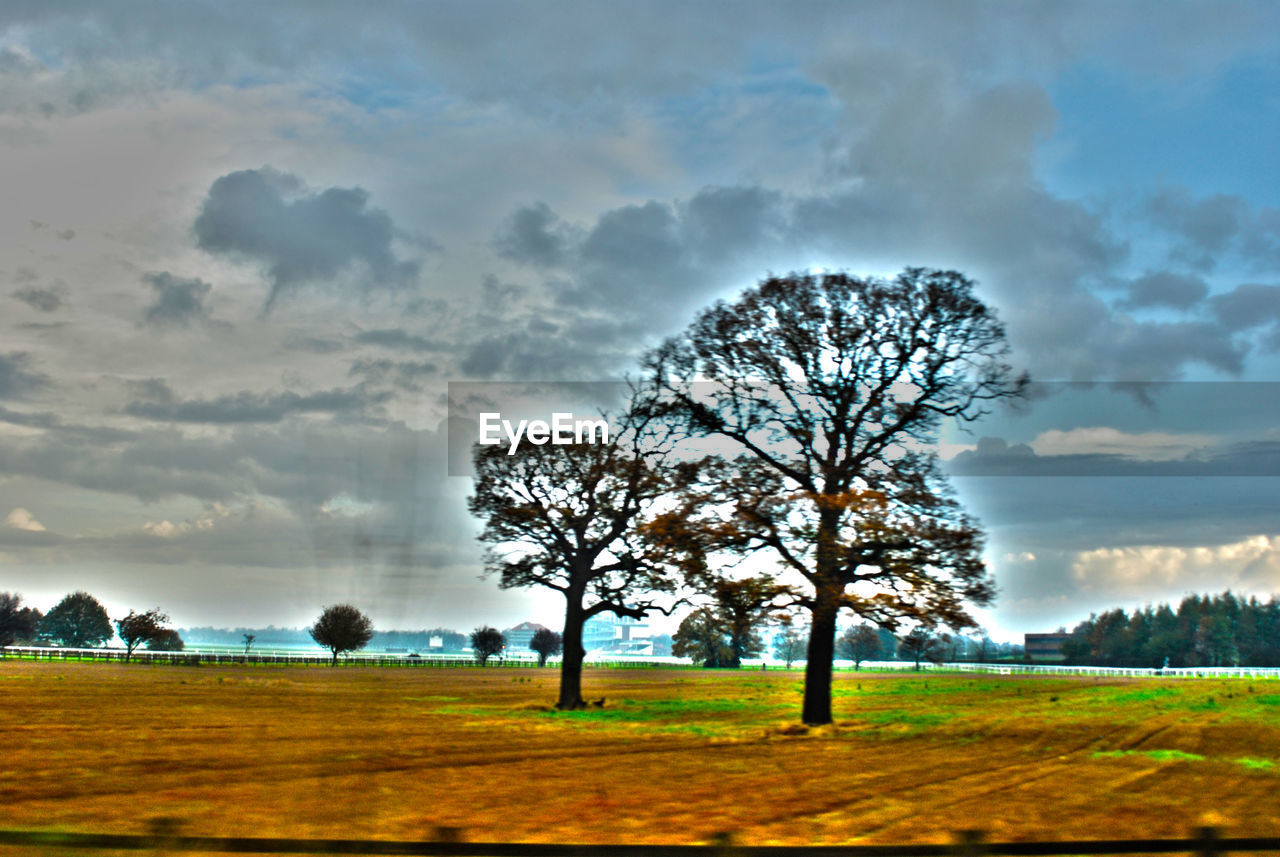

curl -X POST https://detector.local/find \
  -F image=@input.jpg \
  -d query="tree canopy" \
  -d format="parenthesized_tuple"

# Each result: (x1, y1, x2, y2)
(646, 268, 1023, 723)
(0, 592, 42, 651)
(837, 624, 882, 670)
(529, 628, 563, 667)
(40, 591, 113, 648)
(772, 621, 807, 668)
(671, 576, 789, 668)
(1060, 591, 1280, 668)
(308, 604, 374, 665)
(470, 625, 505, 665)
(898, 626, 948, 670)
(147, 628, 185, 652)
(672, 607, 734, 668)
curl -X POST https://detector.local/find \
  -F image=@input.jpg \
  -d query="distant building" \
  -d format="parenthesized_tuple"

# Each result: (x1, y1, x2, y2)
(582, 614, 652, 655)
(503, 621, 550, 653)
(1024, 633, 1071, 662)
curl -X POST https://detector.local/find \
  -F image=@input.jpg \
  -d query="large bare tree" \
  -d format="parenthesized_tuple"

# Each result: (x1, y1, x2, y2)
(469, 406, 684, 709)
(646, 268, 1024, 724)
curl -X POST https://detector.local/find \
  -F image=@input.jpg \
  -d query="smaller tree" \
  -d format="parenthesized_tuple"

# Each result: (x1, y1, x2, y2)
(898, 626, 945, 670)
(470, 625, 505, 665)
(116, 609, 171, 662)
(147, 628, 185, 652)
(709, 577, 790, 667)
(773, 624, 807, 668)
(243, 633, 255, 654)
(529, 628, 563, 667)
(1, 592, 42, 653)
(40, 591, 113, 648)
(672, 607, 733, 668)
(309, 604, 374, 666)
(975, 630, 994, 663)
(837, 625, 881, 671)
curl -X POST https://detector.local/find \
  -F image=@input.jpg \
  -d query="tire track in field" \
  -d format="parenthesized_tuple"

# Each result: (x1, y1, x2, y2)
(748, 720, 1138, 830)
(0, 733, 753, 806)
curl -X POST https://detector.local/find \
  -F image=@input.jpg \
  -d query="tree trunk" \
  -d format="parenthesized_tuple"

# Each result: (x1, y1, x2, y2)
(802, 510, 842, 725)
(557, 594, 587, 710)
(802, 594, 838, 724)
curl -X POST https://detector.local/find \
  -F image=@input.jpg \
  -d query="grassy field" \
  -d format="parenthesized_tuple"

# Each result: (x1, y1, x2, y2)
(2, 659, 1279, 846)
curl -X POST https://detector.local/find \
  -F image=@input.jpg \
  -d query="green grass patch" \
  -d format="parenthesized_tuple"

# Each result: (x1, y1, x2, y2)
(550, 697, 775, 722)
(1093, 749, 1204, 762)
(1235, 757, 1275, 770)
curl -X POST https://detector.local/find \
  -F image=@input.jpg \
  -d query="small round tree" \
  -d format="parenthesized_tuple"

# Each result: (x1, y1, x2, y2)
(529, 628, 563, 667)
(309, 604, 374, 666)
(147, 628, 185, 652)
(470, 625, 505, 666)
(898, 626, 944, 671)
(837, 624, 882, 671)
(40, 591, 113, 648)
(672, 608, 733, 668)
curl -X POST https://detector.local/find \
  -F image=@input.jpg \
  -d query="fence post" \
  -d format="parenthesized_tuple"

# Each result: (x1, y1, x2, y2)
(710, 831, 739, 857)
(147, 816, 184, 854)
(1195, 826, 1221, 857)
(434, 826, 464, 843)
(955, 829, 988, 857)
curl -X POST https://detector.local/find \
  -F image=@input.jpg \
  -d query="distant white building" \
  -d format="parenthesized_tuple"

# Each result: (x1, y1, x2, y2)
(503, 621, 550, 653)
(583, 614, 652, 655)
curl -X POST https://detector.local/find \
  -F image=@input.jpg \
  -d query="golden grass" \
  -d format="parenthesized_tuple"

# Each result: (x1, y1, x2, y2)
(2, 659, 1279, 845)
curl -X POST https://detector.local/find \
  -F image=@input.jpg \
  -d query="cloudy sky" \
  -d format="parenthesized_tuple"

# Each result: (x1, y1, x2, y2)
(3, 1, 1280, 641)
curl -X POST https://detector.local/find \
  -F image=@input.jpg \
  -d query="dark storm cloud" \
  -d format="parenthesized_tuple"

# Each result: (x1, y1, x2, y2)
(349, 358, 438, 390)
(1118, 271, 1209, 311)
(458, 335, 517, 379)
(1209, 283, 1280, 331)
(0, 352, 50, 399)
(947, 435, 1280, 477)
(12, 286, 63, 312)
(1144, 188, 1280, 271)
(500, 179, 1237, 384)
(493, 202, 573, 268)
(1103, 320, 1245, 377)
(141, 271, 223, 329)
(352, 328, 443, 352)
(494, 186, 800, 338)
(122, 382, 390, 424)
(0, 404, 137, 444)
(194, 168, 420, 310)
(282, 331, 345, 354)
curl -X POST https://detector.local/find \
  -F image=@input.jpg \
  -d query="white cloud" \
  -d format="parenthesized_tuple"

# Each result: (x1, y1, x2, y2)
(141, 519, 183, 538)
(1071, 535, 1280, 597)
(4, 507, 45, 531)
(1031, 426, 1216, 460)
(140, 503, 230, 538)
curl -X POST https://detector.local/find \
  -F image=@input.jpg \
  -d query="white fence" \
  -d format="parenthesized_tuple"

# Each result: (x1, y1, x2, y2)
(846, 659, 1280, 679)
(5, 646, 1280, 678)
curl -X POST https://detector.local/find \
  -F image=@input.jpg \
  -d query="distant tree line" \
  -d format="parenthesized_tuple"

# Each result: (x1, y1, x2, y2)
(0, 590, 183, 655)
(1, 589, 571, 670)
(1060, 591, 1280, 668)
(178, 625, 471, 651)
